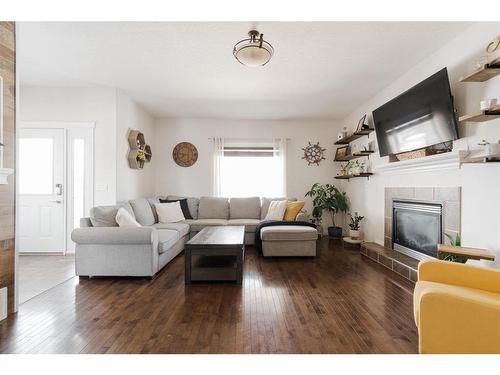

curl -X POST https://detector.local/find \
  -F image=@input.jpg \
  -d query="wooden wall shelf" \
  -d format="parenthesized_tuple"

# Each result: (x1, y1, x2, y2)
(335, 151, 375, 162)
(459, 57, 500, 82)
(334, 129, 375, 145)
(459, 104, 500, 123)
(334, 173, 373, 180)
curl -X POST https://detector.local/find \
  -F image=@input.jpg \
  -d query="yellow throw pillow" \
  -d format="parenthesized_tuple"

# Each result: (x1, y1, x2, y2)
(284, 201, 305, 221)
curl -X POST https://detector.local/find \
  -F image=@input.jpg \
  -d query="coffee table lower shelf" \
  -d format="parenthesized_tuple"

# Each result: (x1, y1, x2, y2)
(186, 249, 243, 283)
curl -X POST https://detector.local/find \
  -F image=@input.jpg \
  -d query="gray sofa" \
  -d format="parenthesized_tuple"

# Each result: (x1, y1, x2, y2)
(72, 196, 307, 277)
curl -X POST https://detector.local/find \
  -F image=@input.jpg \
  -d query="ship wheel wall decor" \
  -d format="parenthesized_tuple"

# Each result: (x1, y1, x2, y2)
(173, 142, 198, 167)
(302, 142, 326, 166)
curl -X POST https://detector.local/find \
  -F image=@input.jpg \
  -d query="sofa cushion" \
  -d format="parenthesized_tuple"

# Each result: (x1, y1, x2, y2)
(260, 226, 318, 241)
(284, 201, 305, 221)
(198, 197, 229, 219)
(227, 219, 261, 233)
(116, 207, 141, 227)
(229, 197, 261, 219)
(129, 198, 156, 226)
(90, 205, 120, 227)
(159, 198, 193, 219)
(147, 197, 160, 223)
(152, 222, 190, 238)
(260, 197, 286, 219)
(157, 229, 180, 254)
(184, 218, 227, 232)
(167, 195, 199, 219)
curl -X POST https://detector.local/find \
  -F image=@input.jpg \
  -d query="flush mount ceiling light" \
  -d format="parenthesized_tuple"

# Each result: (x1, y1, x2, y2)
(233, 30, 274, 67)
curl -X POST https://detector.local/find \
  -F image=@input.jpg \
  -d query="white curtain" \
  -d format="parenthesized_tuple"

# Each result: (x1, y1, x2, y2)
(211, 137, 224, 197)
(273, 138, 288, 197)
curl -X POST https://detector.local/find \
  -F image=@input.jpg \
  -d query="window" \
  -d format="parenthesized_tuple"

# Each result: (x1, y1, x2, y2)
(18, 138, 54, 195)
(216, 138, 286, 198)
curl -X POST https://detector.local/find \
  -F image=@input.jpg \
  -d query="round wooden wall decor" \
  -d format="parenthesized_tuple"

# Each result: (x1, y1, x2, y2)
(172, 142, 198, 167)
(302, 141, 326, 166)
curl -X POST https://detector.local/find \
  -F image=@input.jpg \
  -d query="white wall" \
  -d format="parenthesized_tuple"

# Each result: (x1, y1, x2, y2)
(153, 117, 342, 222)
(116, 90, 155, 201)
(339, 23, 500, 267)
(20, 86, 118, 205)
(20, 86, 156, 206)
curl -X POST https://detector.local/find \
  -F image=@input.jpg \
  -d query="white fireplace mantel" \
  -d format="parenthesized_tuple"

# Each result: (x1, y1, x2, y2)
(374, 152, 461, 174)
(374, 146, 500, 175)
(0, 168, 14, 184)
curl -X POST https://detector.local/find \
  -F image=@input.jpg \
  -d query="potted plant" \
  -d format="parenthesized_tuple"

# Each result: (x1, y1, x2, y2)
(305, 183, 349, 238)
(348, 212, 364, 240)
(136, 150, 146, 168)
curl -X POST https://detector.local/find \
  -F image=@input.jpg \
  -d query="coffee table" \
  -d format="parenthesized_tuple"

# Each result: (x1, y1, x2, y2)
(184, 226, 245, 284)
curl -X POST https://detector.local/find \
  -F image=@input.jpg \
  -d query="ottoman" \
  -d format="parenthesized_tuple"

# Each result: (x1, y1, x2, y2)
(260, 226, 318, 257)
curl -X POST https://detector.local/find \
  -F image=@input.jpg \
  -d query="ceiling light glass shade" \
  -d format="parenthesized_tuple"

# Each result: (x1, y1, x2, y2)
(233, 30, 274, 67)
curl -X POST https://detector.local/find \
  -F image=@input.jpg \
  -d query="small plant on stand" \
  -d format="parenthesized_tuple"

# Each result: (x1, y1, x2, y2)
(348, 212, 364, 240)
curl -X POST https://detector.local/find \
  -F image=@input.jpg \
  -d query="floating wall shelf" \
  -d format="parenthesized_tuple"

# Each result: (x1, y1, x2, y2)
(334, 172, 373, 180)
(335, 151, 375, 162)
(334, 128, 375, 145)
(459, 104, 500, 123)
(459, 56, 500, 82)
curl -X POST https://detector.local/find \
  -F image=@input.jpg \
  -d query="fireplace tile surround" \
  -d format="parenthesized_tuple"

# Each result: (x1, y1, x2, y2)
(384, 187, 461, 254)
(361, 187, 461, 282)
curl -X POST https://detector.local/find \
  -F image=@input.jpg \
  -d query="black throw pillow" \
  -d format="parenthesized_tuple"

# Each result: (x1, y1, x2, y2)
(159, 198, 193, 220)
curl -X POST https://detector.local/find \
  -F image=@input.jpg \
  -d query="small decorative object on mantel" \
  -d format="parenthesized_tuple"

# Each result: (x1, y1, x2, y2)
(127, 130, 152, 170)
(480, 98, 498, 111)
(301, 142, 326, 166)
(172, 142, 198, 167)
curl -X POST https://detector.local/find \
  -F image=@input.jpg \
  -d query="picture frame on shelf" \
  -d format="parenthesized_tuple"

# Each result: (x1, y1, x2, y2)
(356, 114, 367, 132)
(334, 145, 350, 161)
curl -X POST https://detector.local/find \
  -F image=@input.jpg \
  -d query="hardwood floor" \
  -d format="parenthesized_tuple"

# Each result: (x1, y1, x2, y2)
(0, 239, 418, 353)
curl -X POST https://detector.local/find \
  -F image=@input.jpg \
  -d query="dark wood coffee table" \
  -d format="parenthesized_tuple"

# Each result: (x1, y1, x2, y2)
(184, 226, 245, 284)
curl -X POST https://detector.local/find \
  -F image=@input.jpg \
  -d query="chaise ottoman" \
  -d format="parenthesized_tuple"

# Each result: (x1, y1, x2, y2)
(260, 226, 318, 257)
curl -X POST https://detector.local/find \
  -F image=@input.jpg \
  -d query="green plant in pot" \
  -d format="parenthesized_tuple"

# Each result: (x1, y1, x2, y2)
(305, 183, 349, 238)
(348, 212, 364, 240)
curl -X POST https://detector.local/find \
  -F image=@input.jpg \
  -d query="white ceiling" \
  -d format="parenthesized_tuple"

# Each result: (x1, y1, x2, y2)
(18, 22, 471, 120)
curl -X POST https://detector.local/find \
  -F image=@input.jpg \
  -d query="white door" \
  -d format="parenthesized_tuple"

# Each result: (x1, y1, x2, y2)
(18, 129, 66, 253)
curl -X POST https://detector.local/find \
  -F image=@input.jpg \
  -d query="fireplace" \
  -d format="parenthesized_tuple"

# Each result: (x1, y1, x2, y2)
(392, 200, 443, 260)
(384, 187, 461, 262)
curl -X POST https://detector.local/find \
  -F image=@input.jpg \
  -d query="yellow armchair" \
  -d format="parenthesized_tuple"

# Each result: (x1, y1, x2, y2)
(414, 259, 500, 353)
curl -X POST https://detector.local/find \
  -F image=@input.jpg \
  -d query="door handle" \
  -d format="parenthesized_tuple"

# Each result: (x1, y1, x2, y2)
(50, 200, 62, 204)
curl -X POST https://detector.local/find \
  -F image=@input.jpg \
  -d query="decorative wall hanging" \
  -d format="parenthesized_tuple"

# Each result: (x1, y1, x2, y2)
(127, 130, 152, 170)
(173, 142, 198, 167)
(302, 142, 326, 166)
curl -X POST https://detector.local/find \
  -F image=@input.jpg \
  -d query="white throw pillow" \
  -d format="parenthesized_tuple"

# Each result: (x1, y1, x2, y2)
(155, 201, 185, 223)
(264, 200, 288, 221)
(115, 207, 141, 227)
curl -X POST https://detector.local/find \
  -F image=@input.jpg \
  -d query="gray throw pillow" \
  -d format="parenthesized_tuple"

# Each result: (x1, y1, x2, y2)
(90, 205, 119, 227)
(129, 198, 155, 226)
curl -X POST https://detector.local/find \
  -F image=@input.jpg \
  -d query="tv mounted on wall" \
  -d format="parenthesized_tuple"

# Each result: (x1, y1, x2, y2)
(372, 68, 459, 157)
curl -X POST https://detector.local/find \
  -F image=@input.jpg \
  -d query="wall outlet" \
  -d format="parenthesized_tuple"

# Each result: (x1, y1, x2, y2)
(0, 287, 7, 321)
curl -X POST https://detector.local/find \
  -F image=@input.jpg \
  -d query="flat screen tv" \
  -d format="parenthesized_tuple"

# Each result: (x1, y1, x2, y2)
(372, 68, 459, 157)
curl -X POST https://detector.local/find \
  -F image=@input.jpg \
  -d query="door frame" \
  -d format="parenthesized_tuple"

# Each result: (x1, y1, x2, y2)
(16, 121, 95, 255)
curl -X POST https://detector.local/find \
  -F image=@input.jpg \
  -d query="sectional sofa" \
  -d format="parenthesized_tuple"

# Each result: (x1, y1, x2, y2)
(71, 196, 310, 277)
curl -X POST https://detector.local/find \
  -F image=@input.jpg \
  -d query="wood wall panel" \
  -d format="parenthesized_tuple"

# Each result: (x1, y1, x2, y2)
(0, 21, 16, 316)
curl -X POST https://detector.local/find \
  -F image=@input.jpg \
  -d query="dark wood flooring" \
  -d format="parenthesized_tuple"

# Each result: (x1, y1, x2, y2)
(0, 239, 418, 353)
